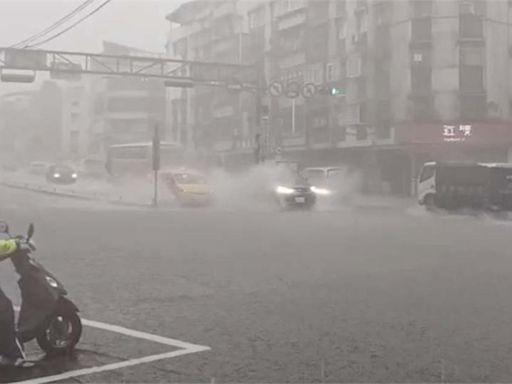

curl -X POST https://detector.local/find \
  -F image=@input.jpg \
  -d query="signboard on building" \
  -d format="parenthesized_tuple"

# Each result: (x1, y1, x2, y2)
(396, 123, 512, 146)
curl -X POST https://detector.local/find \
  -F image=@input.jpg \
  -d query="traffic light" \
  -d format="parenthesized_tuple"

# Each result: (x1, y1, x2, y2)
(318, 82, 345, 97)
(329, 86, 344, 96)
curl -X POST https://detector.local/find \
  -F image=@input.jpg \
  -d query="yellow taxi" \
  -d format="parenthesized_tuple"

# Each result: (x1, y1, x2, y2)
(162, 170, 213, 206)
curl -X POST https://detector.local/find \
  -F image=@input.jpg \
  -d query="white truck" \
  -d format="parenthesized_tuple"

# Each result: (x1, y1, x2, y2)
(417, 161, 512, 211)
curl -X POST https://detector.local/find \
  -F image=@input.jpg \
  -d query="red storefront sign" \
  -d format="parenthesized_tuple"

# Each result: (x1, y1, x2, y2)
(396, 122, 512, 146)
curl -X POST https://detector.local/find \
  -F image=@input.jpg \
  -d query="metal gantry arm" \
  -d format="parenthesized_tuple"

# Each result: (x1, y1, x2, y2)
(0, 47, 259, 89)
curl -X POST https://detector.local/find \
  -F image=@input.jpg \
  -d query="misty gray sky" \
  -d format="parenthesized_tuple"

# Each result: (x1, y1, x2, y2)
(0, 0, 184, 52)
(0, 0, 185, 93)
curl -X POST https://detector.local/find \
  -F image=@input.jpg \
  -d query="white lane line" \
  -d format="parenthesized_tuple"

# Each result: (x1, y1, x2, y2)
(14, 307, 209, 350)
(12, 307, 211, 383)
(82, 318, 205, 350)
(14, 348, 208, 384)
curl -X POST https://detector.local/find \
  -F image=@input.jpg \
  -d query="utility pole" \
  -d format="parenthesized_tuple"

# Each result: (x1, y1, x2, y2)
(152, 124, 160, 207)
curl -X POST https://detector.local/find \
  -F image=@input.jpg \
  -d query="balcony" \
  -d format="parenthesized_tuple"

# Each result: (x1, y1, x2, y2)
(352, 32, 368, 51)
(307, 0, 330, 25)
(335, 0, 346, 18)
(355, 0, 368, 14)
(276, 11, 307, 32)
(211, 1, 236, 20)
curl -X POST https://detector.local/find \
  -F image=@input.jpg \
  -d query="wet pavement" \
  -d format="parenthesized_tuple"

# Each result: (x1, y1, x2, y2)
(2, 186, 512, 382)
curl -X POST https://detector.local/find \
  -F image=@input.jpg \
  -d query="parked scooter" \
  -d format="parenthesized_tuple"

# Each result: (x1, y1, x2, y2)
(0, 222, 82, 355)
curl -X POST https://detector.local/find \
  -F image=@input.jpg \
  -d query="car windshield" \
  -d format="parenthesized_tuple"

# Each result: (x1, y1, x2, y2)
(173, 173, 205, 184)
(4, 1, 512, 383)
(53, 165, 73, 173)
(304, 169, 327, 183)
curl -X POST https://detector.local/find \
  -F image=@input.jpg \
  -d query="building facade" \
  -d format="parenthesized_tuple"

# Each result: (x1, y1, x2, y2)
(166, 0, 512, 195)
(61, 85, 90, 159)
(90, 41, 167, 156)
(0, 82, 63, 164)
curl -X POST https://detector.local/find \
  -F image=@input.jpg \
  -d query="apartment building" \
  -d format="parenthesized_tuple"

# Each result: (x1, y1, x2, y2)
(166, 0, 259, 158)
(61, 85, 90, 158)
(166, 0, 512, 195)
(90, 41, 167, 155)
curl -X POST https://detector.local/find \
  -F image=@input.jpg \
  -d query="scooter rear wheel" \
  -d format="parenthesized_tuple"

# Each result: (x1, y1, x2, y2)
(36, 311, 82, 355)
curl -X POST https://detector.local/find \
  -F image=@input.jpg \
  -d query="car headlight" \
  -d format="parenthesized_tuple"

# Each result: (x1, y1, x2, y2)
(53, 173, 61, 178)
(276, 186, 295, 194)
(311, 186, 332, 195)
(72, 173, 78, 178)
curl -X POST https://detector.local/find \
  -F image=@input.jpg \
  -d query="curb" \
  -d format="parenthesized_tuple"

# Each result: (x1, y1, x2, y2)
(0, 181, 152, 208)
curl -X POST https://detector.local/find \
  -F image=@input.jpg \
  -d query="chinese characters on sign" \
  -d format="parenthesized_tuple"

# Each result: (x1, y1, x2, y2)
(443, 125, 472, 142)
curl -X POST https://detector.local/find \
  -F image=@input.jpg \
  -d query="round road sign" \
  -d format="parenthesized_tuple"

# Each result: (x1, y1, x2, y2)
(285, 81, 301, 99)
(301, 83, 317, 99)
(268, 81, 284, 97)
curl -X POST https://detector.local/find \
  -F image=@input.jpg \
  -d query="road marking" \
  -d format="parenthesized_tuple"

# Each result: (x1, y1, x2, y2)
(82, 318, 204, 350)
(12, 308, 211, 384)
(15, 349, 208, 384)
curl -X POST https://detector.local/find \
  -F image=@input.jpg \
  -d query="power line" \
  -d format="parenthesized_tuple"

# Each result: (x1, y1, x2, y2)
(26, 0, 114, 49)
(10, 0, 97, 48)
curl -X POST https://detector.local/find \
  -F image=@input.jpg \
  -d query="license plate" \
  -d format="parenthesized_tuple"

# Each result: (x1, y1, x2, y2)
(295, 197, 306, 203)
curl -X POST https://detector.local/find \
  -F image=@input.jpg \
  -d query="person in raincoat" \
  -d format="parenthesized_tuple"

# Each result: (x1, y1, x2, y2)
(0, 239, 34, 368)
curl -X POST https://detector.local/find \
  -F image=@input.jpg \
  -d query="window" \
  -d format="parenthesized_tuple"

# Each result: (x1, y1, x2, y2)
(411, 66, 432, 93)
(460, 46, 484, 65)
(276, 0, 305, 16)
(419, 164, 435, 182)
(355, 77, 366, 99)
(339, 62, 346, 79)
(70, 112, 79, 123)
(347, 103, 366, 124)
(356, 13, 368, 34)
(94, 98, 104, 115)
(376, 100, 391, 122)
(460, 66, 484, 92)
(411, 47, 431, 65)
(313, 68, 322, 83)
(460, 14, 483, 39)
(459, 0, 486, 16)
(347, 55, 362, 78)
(308, 0, 329, 23)
(411, 96, 434, 121)
(411, 18, 431, 42)
(303, 69, 313, 83)
(460, 94, 486, 119)
(338, 126, 346, 141)
(375, 1, 392, 24)
(356, 126, 367, 140)
(411, 0, 433, 18)
(377, 124, 391, 139)
(326, 64, 335, 81)
(336, 0, 346, 16)
(375, 69, 390, 98)
(249, 6, 265, 30)
(337, 19, 346, 40)
(69, 131, 79, 153)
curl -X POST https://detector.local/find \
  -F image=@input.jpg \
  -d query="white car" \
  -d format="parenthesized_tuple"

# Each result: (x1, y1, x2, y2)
(29, 161, 50, 175)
